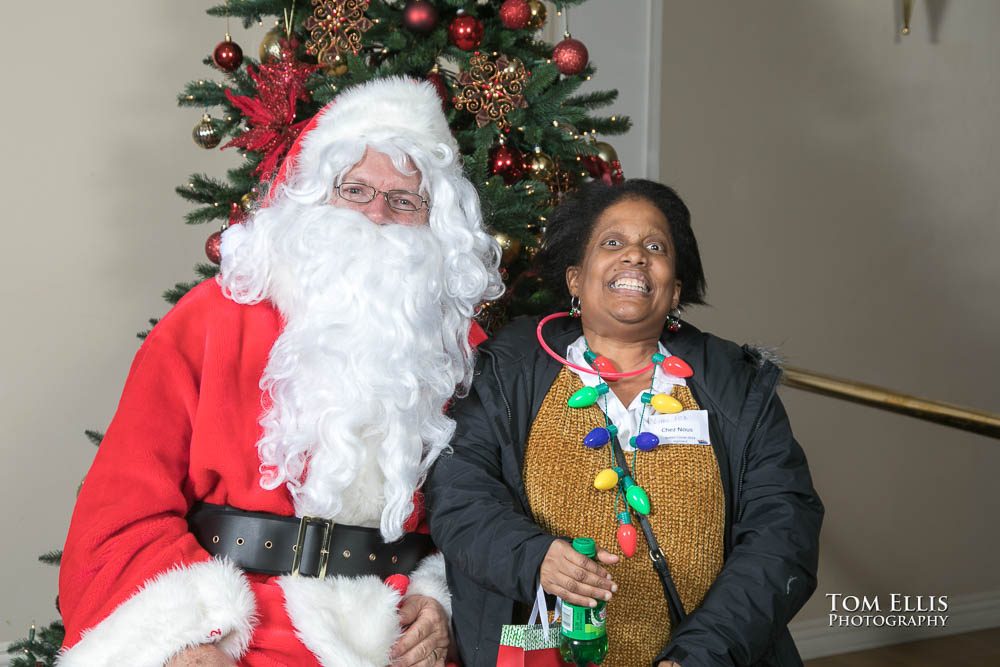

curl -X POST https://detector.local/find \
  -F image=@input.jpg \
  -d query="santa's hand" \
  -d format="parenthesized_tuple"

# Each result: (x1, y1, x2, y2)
(390, 594, 449, 666)
(165, 644, 236, 666)
(539, 539, 619, 608)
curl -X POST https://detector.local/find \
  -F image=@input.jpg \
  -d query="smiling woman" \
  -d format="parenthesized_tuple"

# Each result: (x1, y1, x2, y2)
(426, 179, 824, 667)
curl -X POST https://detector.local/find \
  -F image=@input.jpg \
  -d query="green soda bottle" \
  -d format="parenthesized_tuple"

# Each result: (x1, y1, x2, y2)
(558, 537, 609, 665)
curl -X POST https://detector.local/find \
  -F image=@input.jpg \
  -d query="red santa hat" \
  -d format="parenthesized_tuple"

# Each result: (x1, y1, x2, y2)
(267, 76, 457, 203)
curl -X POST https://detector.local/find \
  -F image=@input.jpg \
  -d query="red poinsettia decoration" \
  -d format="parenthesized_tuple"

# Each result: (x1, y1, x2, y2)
(223, 56, 318, 179)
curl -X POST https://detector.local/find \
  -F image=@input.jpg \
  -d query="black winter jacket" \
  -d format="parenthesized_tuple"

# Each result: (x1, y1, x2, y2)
(426, 315, 824, 667)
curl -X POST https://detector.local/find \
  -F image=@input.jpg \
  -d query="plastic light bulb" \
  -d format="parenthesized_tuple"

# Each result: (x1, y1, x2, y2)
(650, 393, 683, 414)
(593, 468, 619, 491)
(584, 350, 620, 380)
(661, 356, 693, 378)
(616, 511, 637, 557)
(623, 477, 651, 515)
(567, 383, 610, 408)
(583, 427, 611, 449)
(634, 431, 659, 451)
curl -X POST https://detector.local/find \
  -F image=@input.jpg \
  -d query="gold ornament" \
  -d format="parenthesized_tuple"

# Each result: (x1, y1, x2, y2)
(322, 53, 349, 76)
(454, 54, 529, 130)
(492, 231, 522, 265)
(529, 151, 555, 182)
(526, 0, 546, 29)
(259, 25, 288, 64)
(240, 192, 256, 212)
(594, 141, 618, 164)
(192, 114, 221, 149)
(304, 0, 374, 67)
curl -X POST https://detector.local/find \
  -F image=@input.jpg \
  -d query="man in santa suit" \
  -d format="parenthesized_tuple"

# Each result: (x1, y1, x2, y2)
(57, 77, 504, 667)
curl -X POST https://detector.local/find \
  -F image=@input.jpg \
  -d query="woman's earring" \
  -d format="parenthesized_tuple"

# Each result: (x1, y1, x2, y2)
(666, 310, 682, 333)
(569, 295, 582, 318)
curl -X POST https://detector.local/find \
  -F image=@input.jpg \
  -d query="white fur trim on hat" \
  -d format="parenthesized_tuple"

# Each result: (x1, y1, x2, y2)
(279, 574, 402, 667)
(296, 76, 457, 173)
(405, 552, 452, 619)
(57, 558, 256, 667)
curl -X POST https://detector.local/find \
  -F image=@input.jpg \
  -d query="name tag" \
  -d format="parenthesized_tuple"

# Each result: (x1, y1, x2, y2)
(645, 410, 712, 446)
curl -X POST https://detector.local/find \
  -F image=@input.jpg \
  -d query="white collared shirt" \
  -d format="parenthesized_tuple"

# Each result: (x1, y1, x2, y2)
(565, 335, 688, 451)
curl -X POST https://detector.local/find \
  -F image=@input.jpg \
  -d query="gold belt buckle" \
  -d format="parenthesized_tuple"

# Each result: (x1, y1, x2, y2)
(291, 515, 334, 578)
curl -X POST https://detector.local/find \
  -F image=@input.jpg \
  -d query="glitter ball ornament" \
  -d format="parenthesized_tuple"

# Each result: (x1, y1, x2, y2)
(489, 143, 526, 185)
(526, 0, 547, 29)
(448, 14, 484, 51)
(213, 34, 243, 72)
(192, 114, 221, 149)
(552, 36, 589, 76)
(499, 0, 531, 30)
(403, 0, 438, 33)
(205, 230, 223, 264)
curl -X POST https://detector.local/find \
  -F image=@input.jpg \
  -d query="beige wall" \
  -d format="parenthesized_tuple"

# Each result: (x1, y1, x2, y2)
(661, 0, 1000, 645)
(0, 1, 260, 641)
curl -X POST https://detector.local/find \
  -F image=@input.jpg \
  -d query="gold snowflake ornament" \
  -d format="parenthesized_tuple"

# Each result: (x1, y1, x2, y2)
(304, 0, 374, 66)
(454, 54, 529, 130)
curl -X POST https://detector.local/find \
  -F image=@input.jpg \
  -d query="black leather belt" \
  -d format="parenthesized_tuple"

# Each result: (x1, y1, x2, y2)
(188, 503, 434, 579)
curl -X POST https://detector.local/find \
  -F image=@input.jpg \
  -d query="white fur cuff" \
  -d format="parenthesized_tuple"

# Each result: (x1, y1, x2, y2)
(406, 552, 452, 619)
(280, 574, 402, 667)
(57, 558, 256, 667)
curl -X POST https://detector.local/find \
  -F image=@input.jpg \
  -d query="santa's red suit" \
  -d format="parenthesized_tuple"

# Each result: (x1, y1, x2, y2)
(58, 279, 487, 666)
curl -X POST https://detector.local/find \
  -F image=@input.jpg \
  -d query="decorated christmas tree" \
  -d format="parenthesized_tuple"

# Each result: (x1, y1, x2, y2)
(8, 1, 627, 663)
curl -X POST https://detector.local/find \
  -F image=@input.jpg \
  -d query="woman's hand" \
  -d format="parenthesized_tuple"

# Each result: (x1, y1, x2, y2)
(539, 539, 619, 607)
(165, 644, 236, 666)
(390, 594, 450, 666)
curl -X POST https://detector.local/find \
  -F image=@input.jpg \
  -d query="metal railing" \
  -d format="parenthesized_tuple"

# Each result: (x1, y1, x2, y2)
(781, 366, 1000, 439)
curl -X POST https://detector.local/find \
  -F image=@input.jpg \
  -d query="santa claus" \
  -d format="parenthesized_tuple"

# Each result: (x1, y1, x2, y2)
(57, 77, 503, 667)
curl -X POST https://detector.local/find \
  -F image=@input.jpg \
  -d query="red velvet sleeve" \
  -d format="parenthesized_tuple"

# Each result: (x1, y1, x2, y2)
(59, 328, 208, 643)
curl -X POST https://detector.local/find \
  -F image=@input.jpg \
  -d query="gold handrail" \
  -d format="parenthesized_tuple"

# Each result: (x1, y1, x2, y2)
(781, 366, 1000, 440)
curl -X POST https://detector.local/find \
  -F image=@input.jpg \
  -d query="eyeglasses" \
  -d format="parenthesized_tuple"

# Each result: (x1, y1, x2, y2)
(334, 182, 430, 213)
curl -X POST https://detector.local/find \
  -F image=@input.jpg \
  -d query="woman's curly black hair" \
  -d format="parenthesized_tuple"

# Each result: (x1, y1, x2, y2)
(534, 179, 707, 309)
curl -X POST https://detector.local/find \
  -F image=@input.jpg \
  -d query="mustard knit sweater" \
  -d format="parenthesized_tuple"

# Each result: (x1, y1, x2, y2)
(523, 367, 726, 666)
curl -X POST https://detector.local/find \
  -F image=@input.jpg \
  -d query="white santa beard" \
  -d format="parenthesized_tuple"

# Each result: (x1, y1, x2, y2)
(221, 203, 470, 540)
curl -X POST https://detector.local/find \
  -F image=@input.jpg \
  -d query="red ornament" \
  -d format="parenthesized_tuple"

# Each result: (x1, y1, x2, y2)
(426, 70, 450, 112)
(229, 202, 248, 227)
(448, 14, 484, 51)
(205, 230, 223, 264)
(499, 0, 532, 30)
(661, 355, 693, 378)
(222, 55, 319, 179)
(213, 35, 244, 72)
(489, 143, 526, 185)
(403, 0, 438, 33)
(552, 36, 589, 76)
(582, 154, 624, 186)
